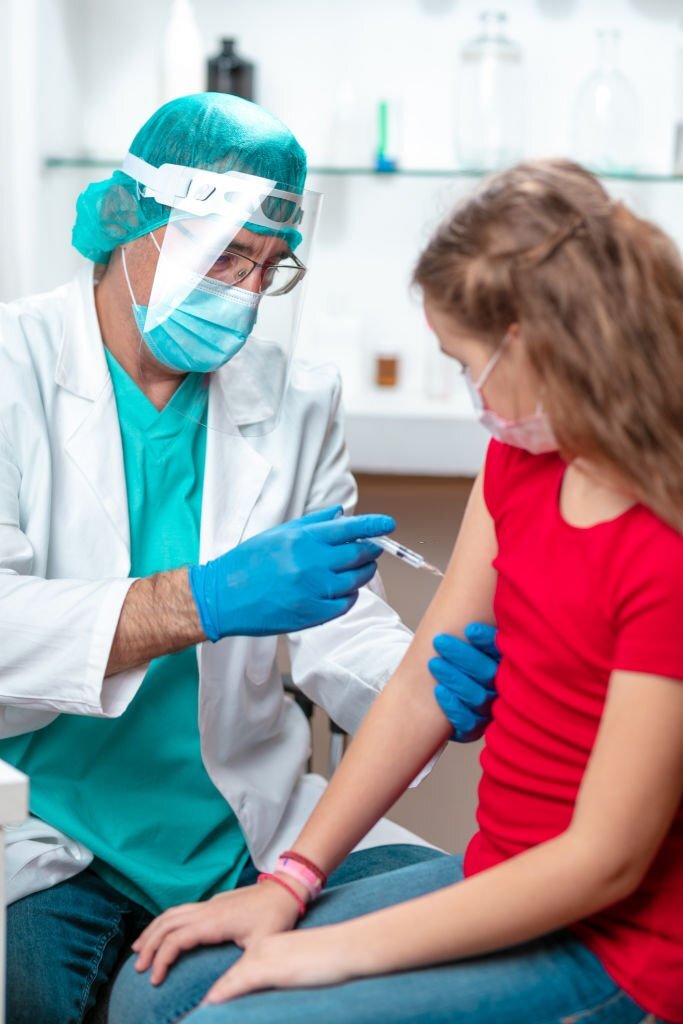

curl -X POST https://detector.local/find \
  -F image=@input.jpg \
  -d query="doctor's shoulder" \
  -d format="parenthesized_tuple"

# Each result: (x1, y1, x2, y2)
(0, 280, 73, 379)
(0, 281, 74, 441)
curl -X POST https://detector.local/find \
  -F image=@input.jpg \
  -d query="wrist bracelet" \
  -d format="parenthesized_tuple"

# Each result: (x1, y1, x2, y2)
(275, 855, 324, 900)
(280, 850, 328, 886)
(257, 872, 307, 917)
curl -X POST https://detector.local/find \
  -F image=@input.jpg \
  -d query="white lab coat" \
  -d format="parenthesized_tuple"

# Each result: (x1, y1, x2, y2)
(0, 266, 419, 904)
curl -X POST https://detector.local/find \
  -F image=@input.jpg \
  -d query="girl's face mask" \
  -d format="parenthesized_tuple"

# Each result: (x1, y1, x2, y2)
(464, 333, 558, 455)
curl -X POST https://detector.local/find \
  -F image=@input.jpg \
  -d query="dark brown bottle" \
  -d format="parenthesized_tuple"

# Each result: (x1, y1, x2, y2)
(207, 38, 255, 101)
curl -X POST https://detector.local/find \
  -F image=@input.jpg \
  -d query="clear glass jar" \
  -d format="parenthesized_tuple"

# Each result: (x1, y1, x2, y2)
(673, 19, 683, 174)
(456, 10, 525, 171)
(423, 343, 457, 402)
(572, 29, 640, 174)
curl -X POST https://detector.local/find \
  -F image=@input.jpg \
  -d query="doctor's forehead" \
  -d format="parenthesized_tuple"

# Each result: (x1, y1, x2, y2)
(161, 220, 292, 262)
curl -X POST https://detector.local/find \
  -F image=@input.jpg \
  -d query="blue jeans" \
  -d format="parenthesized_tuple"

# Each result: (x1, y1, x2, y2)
(6, 844, 438, 1024)
(7, 867, 152, 1024)
(109, 855, 659, 1024)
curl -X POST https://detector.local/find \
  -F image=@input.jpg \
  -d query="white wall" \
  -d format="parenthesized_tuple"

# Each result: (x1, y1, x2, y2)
(53, 0, 682, 172)
(23, 0, 683, 404)
(0, 0, 39, 299)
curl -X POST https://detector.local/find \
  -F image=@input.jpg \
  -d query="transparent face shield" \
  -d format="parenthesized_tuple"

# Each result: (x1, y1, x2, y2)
(120, 152, 322, 435)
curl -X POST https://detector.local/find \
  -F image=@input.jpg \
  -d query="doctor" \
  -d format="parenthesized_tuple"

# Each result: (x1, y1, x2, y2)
(0, 93, 498, 1024)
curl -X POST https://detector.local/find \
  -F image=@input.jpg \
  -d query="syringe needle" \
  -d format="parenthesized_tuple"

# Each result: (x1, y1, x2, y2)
(375, 536, 444, 577)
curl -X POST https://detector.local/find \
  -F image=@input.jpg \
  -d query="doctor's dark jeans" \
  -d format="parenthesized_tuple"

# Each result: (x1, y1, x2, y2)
(5, 843, 438, 1024)
(109, 855, 659, 1024)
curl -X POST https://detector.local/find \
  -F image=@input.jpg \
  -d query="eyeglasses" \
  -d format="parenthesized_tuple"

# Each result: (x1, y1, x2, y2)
(207, 249, 307, 296)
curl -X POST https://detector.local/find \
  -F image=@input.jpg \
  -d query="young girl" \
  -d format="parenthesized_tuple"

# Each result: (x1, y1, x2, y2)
(111, 160, 683, 1024)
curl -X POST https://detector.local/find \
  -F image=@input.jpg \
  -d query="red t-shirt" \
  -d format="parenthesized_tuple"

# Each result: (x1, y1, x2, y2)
(464, 441, 683, 1023)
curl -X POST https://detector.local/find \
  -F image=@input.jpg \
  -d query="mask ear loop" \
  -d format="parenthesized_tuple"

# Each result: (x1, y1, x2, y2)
(120, 244, 139, 307)
(473, 329, 512, 393)
(120, 232, 215, 433)
(119, 237, 163, 396)
(121, 228, 162, 304)
(501, 327, 547, 417)
(479, 328, 548, 419)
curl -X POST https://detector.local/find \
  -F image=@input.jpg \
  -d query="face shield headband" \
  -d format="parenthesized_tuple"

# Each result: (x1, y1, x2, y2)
(121, 152, 305, 241)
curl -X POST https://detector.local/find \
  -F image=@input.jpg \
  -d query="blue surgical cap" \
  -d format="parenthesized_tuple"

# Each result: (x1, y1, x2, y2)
(72, 93, 308, 263)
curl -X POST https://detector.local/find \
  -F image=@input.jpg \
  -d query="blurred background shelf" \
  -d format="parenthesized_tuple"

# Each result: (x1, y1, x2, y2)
(43, 158, 683, 183)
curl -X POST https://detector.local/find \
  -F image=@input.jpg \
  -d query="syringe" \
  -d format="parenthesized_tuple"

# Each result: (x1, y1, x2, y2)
(375, 536, 444, 578)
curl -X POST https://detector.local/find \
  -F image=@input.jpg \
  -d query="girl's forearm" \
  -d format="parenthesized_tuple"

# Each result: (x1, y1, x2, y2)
(292, 670, 452, 875)
(339, 831, 633, 978)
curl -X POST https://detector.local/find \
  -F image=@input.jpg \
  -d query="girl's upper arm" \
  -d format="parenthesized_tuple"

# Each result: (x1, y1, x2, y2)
(397, 468, 498, 680)
(569, 668, 683, 890)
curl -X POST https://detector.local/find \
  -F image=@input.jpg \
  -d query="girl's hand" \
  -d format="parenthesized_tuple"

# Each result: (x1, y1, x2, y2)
(201, 926, 356, 1005)
(131, 881, 301, 985)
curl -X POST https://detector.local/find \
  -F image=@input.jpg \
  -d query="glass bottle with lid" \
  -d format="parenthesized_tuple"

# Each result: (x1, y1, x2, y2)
(572, 29, 639, 174)
(207, 39, 255, 101)
(456, 10, 525, 171)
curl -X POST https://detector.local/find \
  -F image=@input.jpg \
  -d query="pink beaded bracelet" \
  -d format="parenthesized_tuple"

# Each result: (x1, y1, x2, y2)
(275, 854, 324, 900)
(280, 850, 328, 886)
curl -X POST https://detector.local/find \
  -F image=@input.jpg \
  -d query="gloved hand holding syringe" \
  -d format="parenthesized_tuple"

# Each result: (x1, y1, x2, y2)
(375, 536, 444, 578)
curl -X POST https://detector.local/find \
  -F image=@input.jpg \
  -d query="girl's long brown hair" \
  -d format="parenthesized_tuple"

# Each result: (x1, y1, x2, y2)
(414, 159, 683, 532)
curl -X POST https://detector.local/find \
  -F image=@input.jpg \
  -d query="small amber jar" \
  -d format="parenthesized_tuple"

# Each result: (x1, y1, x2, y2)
(374, 353, 400, 388)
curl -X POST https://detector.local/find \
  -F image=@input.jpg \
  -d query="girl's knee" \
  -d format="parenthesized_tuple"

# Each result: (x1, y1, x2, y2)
(108, 947, 240, 1024)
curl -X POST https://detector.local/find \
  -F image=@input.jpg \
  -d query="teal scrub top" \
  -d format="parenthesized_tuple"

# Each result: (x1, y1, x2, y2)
(0, 350, 249, 914)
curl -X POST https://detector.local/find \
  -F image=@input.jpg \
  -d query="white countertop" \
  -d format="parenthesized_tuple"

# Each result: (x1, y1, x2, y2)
(343, 384, 488, 477)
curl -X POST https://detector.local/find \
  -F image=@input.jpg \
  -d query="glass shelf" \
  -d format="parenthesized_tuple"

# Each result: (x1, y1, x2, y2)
(43, 156, 683, 184)
(308, 167, 682, 184)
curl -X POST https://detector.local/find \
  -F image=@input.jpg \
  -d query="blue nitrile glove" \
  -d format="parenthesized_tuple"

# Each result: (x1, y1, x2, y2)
(188, 505, 395, 640)
(430, 623, 500, 742)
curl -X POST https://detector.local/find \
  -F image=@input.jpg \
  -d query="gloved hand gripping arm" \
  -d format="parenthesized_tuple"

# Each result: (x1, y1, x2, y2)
(430, 622, 500, 741)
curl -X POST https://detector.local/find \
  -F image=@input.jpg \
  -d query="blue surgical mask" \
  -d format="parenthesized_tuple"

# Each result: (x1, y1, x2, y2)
(122, 247, 260, 374)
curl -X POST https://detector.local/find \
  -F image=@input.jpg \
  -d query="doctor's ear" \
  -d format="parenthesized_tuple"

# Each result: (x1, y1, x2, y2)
(119, 234, 159, 280)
